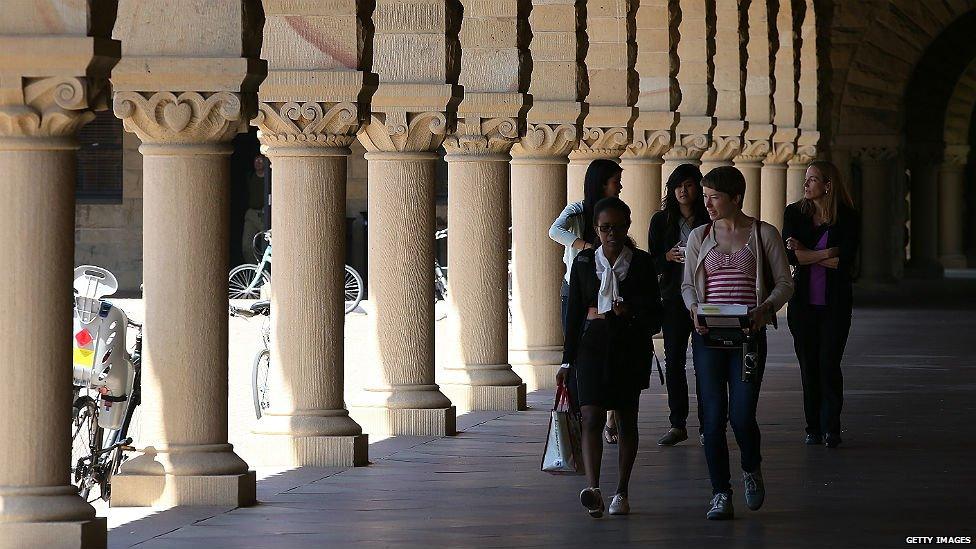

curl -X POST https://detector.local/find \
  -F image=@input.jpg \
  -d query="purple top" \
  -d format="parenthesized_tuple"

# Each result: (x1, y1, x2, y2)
(809, 230, 829, 305)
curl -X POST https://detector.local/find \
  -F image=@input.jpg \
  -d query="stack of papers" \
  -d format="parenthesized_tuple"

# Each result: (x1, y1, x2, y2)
(698, 304, 749, 316)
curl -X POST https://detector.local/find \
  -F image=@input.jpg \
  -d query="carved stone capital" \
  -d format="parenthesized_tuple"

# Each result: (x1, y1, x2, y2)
(788, 144, 817, 167)
(662, 133, 709, 162)
(357, 111, 449, 153)
(765, 142, 796, 166)
(511, 123, 578, 159)
(734, 138, 771, 164)
(852, 146, 898, 164)
(701, 135, 743, 163)
(0, 77, 107, 139)
(254, 101, 360, 151)
(112, 91, 244, 145)
(442, 116, 519, 157)
(623, 129, 672, 159)
(942, 145, 969, 167)
(570, 126, 630, 159)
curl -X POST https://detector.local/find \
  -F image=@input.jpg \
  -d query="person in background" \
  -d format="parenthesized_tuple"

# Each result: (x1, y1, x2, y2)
(557, 197, 662, 518)
(242, 155, 268, 260)
(648, 164, 709, 447)
(783, 160, 859, 449)
(549, 159, 624, 445)
(681, 166, 793, 520)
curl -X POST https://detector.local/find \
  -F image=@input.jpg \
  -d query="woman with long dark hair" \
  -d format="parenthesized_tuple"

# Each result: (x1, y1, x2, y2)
(783, 160, 859, 448)
(549, 158, 623, 443)
(647, 164, 709, 446)
(556, 197, 662, 518)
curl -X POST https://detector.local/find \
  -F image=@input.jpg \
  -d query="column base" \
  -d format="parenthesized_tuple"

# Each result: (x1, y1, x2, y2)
(0, 518, 106, 549)
(244, 434, 368, 467)
(110, 471, 256, 508)
(441, 383, 527, 412)
(512, 363, 561, 392)
(349, 405, 456, 436)
(940, 254, 968, 269)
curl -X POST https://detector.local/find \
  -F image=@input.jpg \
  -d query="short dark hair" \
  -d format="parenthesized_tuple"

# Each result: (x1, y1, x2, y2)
(701, 166, 746, 203)
(593, 196, 632, 224)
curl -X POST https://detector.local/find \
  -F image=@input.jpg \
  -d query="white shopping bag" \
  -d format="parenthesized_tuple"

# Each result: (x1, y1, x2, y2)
(541, 384, 584, 475)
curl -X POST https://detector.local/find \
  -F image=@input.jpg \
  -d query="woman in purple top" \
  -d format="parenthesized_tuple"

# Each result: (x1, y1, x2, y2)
(782, 160, 860, 449)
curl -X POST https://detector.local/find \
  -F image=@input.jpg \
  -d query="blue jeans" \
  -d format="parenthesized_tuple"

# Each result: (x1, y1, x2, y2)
(692, 332, 766, 495)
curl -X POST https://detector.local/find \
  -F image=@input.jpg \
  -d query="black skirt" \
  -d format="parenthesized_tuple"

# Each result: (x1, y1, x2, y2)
(573, 318, 646, 411)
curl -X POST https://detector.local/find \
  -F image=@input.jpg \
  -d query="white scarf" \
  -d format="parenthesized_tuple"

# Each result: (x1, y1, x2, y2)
(594, 245, 633, 314)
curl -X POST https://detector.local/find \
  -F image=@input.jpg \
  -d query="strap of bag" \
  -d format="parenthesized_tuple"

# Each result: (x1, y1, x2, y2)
(754, 220, 778, 329)
(554, 384, 571, 412)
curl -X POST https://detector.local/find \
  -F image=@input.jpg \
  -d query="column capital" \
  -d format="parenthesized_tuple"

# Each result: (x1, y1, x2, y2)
(764, 141, 796, 166)
(511, 123, 579, 160)
(569, 126, 631, 160)
(255, 101, 359, 155)
(357, 111, 449, 154)
(701, 135, 743, 164)
(734, 138, 771, 164)
(943, 145, 970, 167)
(852, 145, 898, 164)
(623, 129, 672, 160)
(113, 91, 244, 146)
(662, 132, 710, 162)
(789, 144, 818, 167)
(443, 115, 519, 158)
(0, 76, 108, 144)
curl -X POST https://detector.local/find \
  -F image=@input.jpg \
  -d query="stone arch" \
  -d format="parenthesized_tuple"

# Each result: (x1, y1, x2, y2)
(944, 58, 976, 146)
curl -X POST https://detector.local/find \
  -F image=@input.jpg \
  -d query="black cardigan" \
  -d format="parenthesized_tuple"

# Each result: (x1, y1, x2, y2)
(561, 248, 663, 375)
(647, 209, 708, 301)
(782, 202, 860, 312)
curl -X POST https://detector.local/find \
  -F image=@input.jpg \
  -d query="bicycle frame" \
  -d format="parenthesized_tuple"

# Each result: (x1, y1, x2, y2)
(243, 243, 272, 293)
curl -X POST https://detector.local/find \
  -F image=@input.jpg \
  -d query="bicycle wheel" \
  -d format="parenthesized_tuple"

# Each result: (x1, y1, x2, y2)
(70, 396, 102, 501)
(344, 265, 364, 314)
(251, 349, 271, 419)
(229, 264, 269, 299)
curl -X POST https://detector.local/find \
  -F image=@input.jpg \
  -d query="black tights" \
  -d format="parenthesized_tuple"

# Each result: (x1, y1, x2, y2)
(581, 405, 639, 496)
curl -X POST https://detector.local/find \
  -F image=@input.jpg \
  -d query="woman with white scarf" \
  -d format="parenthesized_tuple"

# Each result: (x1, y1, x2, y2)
(556, 197, 663, 518)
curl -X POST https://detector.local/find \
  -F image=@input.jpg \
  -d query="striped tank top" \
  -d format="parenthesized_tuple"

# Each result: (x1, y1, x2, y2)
(704, 245, 757, 306)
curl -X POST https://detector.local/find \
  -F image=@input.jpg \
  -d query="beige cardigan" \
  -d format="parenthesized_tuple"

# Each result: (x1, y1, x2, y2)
(681, 220, 794, 320)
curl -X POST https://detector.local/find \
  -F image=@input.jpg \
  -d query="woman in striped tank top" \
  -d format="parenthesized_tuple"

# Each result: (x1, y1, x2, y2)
(681, 167, 794, 520)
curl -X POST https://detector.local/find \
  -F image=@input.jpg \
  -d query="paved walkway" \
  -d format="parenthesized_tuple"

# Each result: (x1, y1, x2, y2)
(105, 290, 976, 548)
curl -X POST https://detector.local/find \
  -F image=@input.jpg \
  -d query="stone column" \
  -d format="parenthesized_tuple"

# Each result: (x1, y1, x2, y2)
(567, 154, 590, 204)
(662, 133, 709, 197)
(622, 130, 671, 250)
(442, 118, 527, 411)
(353, 112, 456, 435)
(249, 101, 368, 465)
(701, 132, 743, 174)
(735, 139, 770, 218)
(0, 76, 113, 546)
(510, 123, 579, 391)
(760, 142, 794, 231)
(109, 92, 255, 507)
(856, 147, 898, 281)
(906, 146, 943, 277)
(939, 149, 968, 268)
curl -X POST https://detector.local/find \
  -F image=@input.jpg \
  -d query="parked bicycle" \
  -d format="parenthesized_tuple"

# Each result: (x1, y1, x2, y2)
(228, 230, 365, 314)
(70, 266, 143, 502)
(229, 300, 272, 419)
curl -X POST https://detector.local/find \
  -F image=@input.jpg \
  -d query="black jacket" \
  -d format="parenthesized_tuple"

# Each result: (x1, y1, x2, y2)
(648, 209, 707, 301)
(782, 202, 860, 312)
(562, 248, 663, 381)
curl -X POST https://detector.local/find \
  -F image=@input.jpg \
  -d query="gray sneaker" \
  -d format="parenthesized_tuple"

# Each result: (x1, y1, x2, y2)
(743, 468, 765, 510)
(706, 492, 734, 520)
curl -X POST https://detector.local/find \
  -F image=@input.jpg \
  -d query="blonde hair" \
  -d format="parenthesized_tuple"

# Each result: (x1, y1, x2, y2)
(799, 160, 854, 225)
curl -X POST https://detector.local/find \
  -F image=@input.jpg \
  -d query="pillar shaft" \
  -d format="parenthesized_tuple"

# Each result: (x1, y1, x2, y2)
(248, 144, 367, 465)
(0, 144, 101, 528)
(620, 157, 663, 250)
(908, 160, 942, 275)
(567, 156, 589, 204)
(442, 152, 526, 410)
(859, 153, 895, 281)
(735, 159, 763, 219)
(760, 162, 788, 231)
(510, 153, 570, 390)
(940, 162, 967, 268)
(786, 158, 808, 205)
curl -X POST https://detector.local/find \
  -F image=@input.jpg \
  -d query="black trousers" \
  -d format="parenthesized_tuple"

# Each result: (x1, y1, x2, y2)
(661, 298, 703, 431)
(787, 303, 852, 437)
